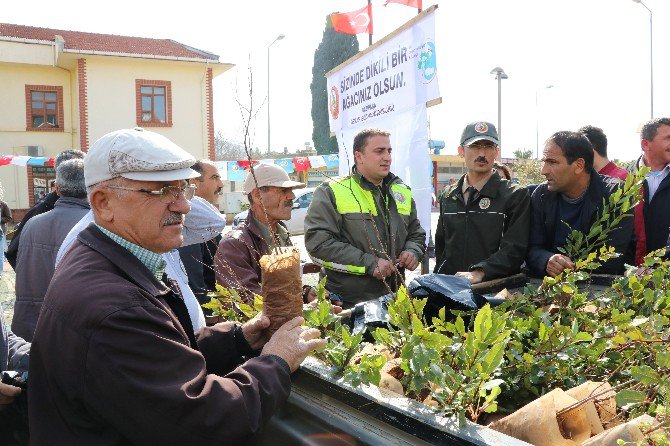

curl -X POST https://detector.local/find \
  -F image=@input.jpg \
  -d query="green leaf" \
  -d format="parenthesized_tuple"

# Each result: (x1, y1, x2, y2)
(631, 365, 661, 385)
(615, 389, 646, 407)
(611, 334, 627, 345)
(317, 276, 327, 301)
(474, 304, 492, 342)
(201, 297, 222, 311)
(371, 327, 391, 345)
(656, 351, 670, 369)
(480, 343, 505, 375)
(411, 314, 424, 334)
(455, 316, 465, 336)
(341, 326, 352, 347)
(458, 410, 467, 428)
(572, 332, 593, 343)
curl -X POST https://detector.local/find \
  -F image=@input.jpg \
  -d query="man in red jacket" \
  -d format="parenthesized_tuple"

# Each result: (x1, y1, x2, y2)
(579, 125, 645, 264)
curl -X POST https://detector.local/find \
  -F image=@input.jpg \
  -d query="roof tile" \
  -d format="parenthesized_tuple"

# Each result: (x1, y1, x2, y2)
(0, 23, 219, 61)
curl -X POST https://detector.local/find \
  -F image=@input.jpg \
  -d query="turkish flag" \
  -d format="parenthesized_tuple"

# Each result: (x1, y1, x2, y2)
(293, 157, 310, 172)
(331, 4, 373, 35)
(237, 160, 256, 170)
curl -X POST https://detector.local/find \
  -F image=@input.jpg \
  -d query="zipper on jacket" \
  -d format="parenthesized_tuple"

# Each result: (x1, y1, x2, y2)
(464, 193, 470, 271)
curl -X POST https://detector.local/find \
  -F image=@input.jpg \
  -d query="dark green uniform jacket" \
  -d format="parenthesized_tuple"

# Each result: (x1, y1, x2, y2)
(434, 173, 530, 280)
(304, 168, 426, 306)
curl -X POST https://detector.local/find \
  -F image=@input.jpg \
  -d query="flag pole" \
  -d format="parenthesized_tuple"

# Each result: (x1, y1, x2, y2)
(368, 0, 373, 46)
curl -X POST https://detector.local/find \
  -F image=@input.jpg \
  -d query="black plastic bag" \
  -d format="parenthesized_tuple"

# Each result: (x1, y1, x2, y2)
(350, 293, 393, 338)
(408, 274, 488, 322)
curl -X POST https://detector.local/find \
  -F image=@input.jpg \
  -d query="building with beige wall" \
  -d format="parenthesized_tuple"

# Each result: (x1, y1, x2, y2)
(0, 23, 232, 216)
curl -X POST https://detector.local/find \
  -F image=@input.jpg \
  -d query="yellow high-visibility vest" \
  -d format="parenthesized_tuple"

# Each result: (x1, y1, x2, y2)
(328, 177, 412, 216)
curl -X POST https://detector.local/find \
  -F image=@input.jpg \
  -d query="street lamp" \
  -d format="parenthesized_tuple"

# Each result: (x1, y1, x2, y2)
(490, 67, 509, 153)
(535, 85, 554, 159)
(267, 34, 285, 153)
(632, 0, 653, 119)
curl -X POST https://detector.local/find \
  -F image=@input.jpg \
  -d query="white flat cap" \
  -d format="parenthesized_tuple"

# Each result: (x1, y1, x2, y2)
(84, 128, 200, 187)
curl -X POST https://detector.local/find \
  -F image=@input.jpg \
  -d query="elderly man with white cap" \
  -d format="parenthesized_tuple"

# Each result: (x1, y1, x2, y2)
(215, 163, 309, 302)
(28, 128, 326, 445)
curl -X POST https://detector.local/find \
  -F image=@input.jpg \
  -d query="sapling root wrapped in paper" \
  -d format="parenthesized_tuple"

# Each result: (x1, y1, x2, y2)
(260, 247, 303, 335)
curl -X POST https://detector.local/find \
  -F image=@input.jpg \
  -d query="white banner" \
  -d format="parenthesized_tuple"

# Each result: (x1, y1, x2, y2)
(327, 9, 439, 132)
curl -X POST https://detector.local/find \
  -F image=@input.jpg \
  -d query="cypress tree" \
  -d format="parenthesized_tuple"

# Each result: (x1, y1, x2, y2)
(310, 16, 359, 155)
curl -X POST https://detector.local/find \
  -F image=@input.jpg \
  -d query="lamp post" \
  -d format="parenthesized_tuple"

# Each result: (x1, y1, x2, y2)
(535, 85, 554, 159)
(632, 0, 653, 119)
(267, 34, 285, 153)
(490, 67, 509, 152)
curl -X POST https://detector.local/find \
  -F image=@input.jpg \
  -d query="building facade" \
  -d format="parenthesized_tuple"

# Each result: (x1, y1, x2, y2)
(0, 23, 232, 216)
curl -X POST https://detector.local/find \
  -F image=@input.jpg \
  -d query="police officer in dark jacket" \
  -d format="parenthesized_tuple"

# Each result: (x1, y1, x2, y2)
(434, 122, 530, 283)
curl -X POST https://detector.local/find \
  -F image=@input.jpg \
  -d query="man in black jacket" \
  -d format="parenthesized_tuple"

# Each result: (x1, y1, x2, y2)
(630, 118, 670, 257)
(527, 131, 634, 277)
(6, 149, 84, 268)
(434, 121, 530, 283)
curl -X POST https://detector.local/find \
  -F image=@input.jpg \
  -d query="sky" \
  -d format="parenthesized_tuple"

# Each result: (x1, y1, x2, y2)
(3, 0, 668, 162)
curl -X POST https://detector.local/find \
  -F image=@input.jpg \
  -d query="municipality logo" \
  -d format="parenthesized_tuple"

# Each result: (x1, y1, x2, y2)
(417, 39, 437, 84)
(393, 191, 406, 204)
(329, 86, 340, 120)
(474, 122, 489, 133)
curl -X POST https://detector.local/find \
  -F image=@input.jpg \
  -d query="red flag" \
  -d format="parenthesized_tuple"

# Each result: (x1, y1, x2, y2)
(45, 157, 55, 167)
(331, 4, 373, 35)
(237, 160, 256, 170)
(385, 0, 422, 8)
(293, 157, 310, 172)
(0, 155, 12, 166)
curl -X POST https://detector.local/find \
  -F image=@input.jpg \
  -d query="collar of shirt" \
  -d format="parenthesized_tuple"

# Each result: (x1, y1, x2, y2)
(251, 215, 290, 251)
(462, 170, 494, 201)
(646, 163, 670, 177)
(96, 225, 166, 281)
(644, 163, 670, 202)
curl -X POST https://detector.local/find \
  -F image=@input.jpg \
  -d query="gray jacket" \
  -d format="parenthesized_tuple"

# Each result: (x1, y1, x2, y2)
(1, 317, 29, 372)
(13, 196, 90, 341)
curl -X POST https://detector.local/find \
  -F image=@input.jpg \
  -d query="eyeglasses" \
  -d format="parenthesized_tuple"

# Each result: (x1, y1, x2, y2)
(106, 184, 197, 204)
(466, 142, 498, 151)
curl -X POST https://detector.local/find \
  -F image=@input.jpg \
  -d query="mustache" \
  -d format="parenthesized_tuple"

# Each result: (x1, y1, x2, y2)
(215, 187, 223, 194)
(161, 213, 184, 226)
(284, 200, 294, 207)
(475, 157, 488, 163)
